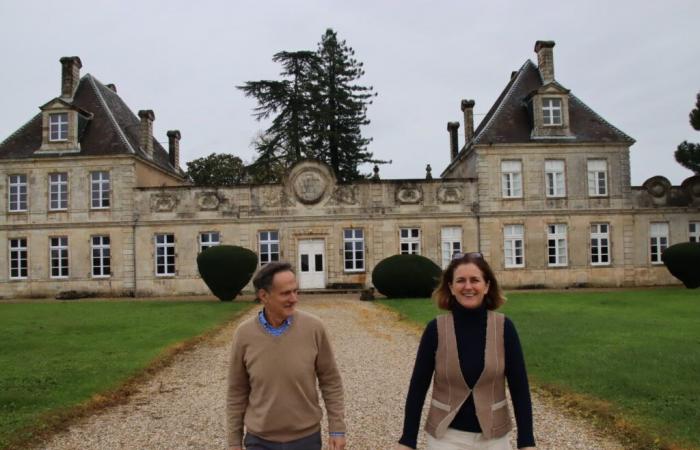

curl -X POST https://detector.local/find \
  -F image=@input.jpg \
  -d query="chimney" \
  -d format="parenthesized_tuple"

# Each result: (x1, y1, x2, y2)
(447, 121, 460, 161)
(534, 40, 555, 84)
(106, 83, 117, 93)
(60, 56, 82, 99)
(167, 130, 181, 169)
(460, 99, 475, 143)
(138, 110, 155, 159)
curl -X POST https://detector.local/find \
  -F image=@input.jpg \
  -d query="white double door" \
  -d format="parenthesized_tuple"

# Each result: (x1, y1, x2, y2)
(298, 239, 325, 289)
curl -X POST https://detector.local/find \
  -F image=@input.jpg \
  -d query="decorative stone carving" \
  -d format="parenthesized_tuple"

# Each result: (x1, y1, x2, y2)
(396, 184, 423, 204)
(196, 191, 221, 210)
(643, 176, 671, 198)
(682, 175, 700, 204)
(291, 167, 329, 204)
(260, 187, 295, 208)
(150, 193, 178, 212)
(437, 185, 463, 204)
(327, 185, 359, 206)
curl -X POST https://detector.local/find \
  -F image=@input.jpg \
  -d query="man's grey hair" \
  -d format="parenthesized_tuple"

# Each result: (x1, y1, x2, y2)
(252, 261, 294, 292)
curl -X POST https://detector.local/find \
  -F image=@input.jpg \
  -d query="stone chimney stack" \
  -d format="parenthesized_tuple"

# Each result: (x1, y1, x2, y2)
(167, 130, 181, 169)
(138, 110, 155, 159)
(60, 56, 82, 99)
(534, 40, 556, 84)
(447, 121, 460, 161)
(106, 83, 117, 93)
(461, 99, 475, 143)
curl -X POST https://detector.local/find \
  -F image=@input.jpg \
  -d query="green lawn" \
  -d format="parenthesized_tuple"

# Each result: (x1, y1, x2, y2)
(380, 288, 700, 449)
(0, 300, 253, 450)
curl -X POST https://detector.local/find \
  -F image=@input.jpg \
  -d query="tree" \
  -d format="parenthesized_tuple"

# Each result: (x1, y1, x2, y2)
(185, 153, 247, 186)
(675, 92, 700, 174)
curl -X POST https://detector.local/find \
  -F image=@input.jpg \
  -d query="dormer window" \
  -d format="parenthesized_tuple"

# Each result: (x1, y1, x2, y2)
(49, 113, 69, 141)
(542, 98, 562, 126)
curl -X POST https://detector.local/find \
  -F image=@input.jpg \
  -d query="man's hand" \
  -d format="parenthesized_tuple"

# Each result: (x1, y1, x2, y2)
(329, 434, 346, 450)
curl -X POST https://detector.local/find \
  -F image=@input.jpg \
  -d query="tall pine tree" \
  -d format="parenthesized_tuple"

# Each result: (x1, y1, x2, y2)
(675, 92, 700, 174)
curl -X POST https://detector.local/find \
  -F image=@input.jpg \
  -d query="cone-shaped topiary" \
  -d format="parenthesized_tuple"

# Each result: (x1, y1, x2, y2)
(197, 245, 258, 301)
(661, 242, 700, 289)
(372, 254, 442, 298)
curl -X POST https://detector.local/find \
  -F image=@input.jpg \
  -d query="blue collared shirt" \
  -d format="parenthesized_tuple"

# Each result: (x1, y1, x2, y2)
(257, 309, 292, 337)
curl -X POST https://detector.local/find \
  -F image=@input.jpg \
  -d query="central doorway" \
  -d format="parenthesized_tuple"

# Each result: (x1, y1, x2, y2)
(298, 239, 325, 289)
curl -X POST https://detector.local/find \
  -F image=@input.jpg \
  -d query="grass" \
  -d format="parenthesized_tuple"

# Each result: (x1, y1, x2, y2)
(379, 288, 700, 449)
(0, 299, 253, 450)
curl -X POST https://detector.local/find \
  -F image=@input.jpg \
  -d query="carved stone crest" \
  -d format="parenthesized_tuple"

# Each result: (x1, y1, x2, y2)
(292, 168, 329, 204)
(437, 185, 463, 204)
(150, 193, 178, 212)
(396, 184, 423, 204)
(196, 192, 221, 211)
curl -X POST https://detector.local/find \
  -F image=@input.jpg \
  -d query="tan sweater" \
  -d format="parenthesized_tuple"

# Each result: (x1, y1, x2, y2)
(226, 309, 346, 447)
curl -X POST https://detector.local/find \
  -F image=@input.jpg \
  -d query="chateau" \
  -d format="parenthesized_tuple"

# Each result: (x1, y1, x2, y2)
(1, 41, 698, 298)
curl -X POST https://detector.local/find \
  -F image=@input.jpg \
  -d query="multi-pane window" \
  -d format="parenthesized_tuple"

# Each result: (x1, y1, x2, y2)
(650, 223, 669, 264)
(155, 234, 175, 276)
(590, 223, 610, 266)
(400, 228, 421, 255)
(199, 232, 220, 252)
(49, 112, 69, 141)
(441, 227, 462, 269)
(547, 224, 568, 267)
(9, 238, 28, 280)
(91, 236, 111, 277)
(343, 229, 365, 272)
(49, 173, 68, 210)
(90, 171, 110, 209)
(504, 225, 524, 268)
(689, 222, 699, 243)
(8, 174, 28, 212)
(50, 236, 69, 278)
(501, 160, 522, 198)
(542, 98, 562, 125)
(259, 231, 280, 265)
(587, 160, 608, 197)
(545, 160, 566, 197)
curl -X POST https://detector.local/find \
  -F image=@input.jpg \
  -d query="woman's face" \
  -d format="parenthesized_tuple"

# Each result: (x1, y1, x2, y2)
(449, 262, 490, 309)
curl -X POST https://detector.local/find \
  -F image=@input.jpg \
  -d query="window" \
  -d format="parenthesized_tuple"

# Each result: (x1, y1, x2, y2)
(91, 236, 111, 277)
(9, 238, 28, 280)
(400, 228, 421, 255)
(590, 223, 610, 266)
(441, 227, 462, 269)
(49, 173, 68, 210)
(547, 224, 568, 267)
(587, 160, 608, 197)
(199, 232, 220, 252)
(650, 223, 669, 264)
(542, 98, 562, 126)
(155, 234, 175, 276)
(504, 225, 524, 268)
(49, 112, 69, 141)
(90, 171, 110, 209)
(501, 160, 522, 198)
(690, 222, 700, 243)
(50, 236, 69, 278)
(343, 229, 364, 272)
(545, 160, 566, 197)
(259, 231, 280, 265)
(8, 174, 28, 212)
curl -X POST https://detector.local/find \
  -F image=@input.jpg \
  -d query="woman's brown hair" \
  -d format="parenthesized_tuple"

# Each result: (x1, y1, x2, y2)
(433, 253, 506, 311)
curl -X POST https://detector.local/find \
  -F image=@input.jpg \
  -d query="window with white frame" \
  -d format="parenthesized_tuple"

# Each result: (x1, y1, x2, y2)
(501, 160, 522, 198)
(8, 174, 28, 212)
(590, 223, 610, 266)
(199, 232, 220, 252)
(650, 223, 669, 264)
(545, 160, 566, 197)
(689, 222, 699, 243)
(400, 228, 421, 254)
(9, 238, 28, 280)
(258, 230, 280, 265)
(504, 225, 524, 268)
(91, 235, 111, 277)
(49, 173, 68, 210)
(49, 112, 69, 141)
(50, 236, 69, 278)
(343, 229, 365, 272)
(587, 160, 608, 197)
(441, 227, 462, 269)
(155, 234, 175, 276)
(90, 171, 110, 209)
(542, 98, 562, 126)
(547, 224, 568, 266)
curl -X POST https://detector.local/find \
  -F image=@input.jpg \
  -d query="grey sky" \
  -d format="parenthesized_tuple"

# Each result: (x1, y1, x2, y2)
(1, 0, 698, 184)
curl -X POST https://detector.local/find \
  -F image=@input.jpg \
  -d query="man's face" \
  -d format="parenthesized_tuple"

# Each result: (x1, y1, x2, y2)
(259, 270, 299, 324)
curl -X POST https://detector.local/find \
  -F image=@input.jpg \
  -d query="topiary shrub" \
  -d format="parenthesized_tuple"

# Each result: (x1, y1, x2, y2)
(197, 245, 258, 301)
(372, 254, 442, 298)
(661, 242, 700, 289)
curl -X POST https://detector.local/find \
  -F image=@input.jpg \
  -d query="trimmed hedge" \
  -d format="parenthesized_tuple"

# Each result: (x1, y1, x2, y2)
(662, 242, 700, 289)
(372, 254, 442, 298)
(197, 245, 258, 301)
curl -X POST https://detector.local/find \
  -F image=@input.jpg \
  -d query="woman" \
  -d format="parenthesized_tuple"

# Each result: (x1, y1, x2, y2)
(396, 253, 536, 450)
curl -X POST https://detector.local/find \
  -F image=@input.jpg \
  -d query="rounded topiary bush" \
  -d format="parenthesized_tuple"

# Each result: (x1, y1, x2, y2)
(197, 245, 258, 301)
(372, 254, 442, 298)
(661, 242, 700, 289)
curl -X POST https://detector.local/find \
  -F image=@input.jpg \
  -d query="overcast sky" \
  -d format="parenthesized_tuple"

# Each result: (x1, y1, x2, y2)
(1, 0, 698, 184)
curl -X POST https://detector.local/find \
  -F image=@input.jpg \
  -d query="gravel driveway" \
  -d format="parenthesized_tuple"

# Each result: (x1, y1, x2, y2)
(37, 295, 625, 450)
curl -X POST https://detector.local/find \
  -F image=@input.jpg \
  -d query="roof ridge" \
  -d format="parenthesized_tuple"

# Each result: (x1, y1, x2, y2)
(0, 112, 41, 149)
(86, 74, 136, 154)
(568, 94, 635, 143)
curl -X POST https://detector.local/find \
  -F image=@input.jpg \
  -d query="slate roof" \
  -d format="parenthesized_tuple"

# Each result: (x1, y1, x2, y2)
(0, 74, 181, 176)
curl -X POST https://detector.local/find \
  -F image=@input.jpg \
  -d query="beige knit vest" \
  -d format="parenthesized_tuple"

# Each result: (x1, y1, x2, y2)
(424, 310, 513, 440)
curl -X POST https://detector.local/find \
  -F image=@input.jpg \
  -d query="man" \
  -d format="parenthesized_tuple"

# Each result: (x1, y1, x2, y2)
(226, 261, 346, 450)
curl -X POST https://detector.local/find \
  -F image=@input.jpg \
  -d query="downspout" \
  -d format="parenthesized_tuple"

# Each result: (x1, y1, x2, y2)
(132, 212, 139, 297)
(471, 201, 481, 252)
